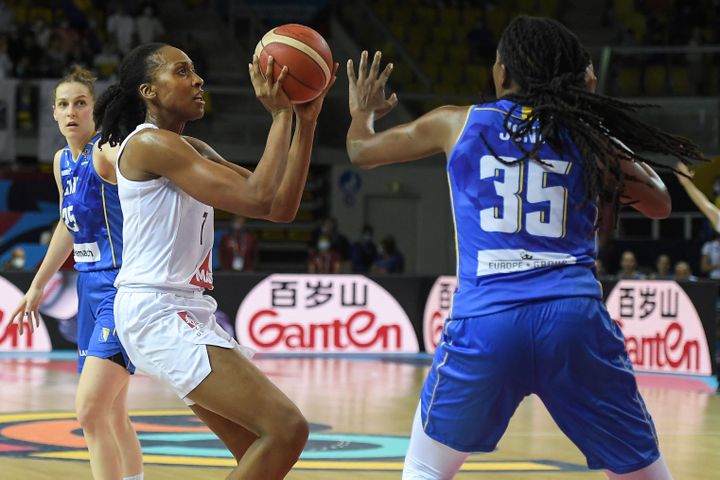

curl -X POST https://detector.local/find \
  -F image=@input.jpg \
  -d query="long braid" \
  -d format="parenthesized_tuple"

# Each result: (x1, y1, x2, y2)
(486, 16, 706, 220)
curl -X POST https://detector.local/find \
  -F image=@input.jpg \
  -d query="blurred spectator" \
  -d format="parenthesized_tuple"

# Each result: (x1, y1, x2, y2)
(467, 18, 495, 62)
(687, 27, 705, 94)
(616, 250, 645, 280)
(219, 215, 257, 271)
(56, 19, 81, 60)
(39, 221, 55, 246)
(0, 3, 12, 34)
(372, 235, 404, 274)
(650, 254, 672, 279)
(135, 4, 165, 44)
(107, 5, 135, 55)
(0, 36, 12, 78)
(351, 224, 377, 273)
(674, 261, 698, 282)
(182, 33, 209, 80)
(93, 40, 121, 79)
(308, 235, 341, 273)
(700, 233, 720, 279)
(3, 247, 27, 271)
(314, 217, 351, 261)
(595, 258, 606, 278)
(32, 18, 52, 50)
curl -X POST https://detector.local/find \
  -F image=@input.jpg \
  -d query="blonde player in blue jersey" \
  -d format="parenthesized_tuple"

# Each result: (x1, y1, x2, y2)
(347, 16, 706, 480)
(10, 66, 143, 480)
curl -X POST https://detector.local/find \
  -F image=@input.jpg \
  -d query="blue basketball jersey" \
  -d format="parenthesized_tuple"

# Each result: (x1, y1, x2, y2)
(59, 134, 123, 272)
(447, 99, 601, 318)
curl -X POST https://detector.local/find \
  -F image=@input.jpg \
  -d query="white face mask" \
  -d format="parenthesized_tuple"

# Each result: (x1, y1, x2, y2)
(318, 239, 331, 251)
(11, 257, 25, 269)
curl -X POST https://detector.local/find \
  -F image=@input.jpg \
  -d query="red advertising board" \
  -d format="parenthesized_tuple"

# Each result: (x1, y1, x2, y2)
(235, 274, 420, 353)
(422, 275, 456, 353)
(606, 280, 713, 376)
(0, 275, 52, 352)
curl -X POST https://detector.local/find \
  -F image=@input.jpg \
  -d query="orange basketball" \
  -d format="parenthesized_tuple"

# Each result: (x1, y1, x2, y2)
(254, 24, 333, 104)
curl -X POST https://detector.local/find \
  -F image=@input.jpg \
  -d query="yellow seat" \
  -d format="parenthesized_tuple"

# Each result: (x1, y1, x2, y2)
(466, 65, 490, 89)
(644, 65, 667, 96)
(433, 25, 454, 43)
(440, 66, 463, 85)
(486, 8, 508, 39)
(669, 67, 690, 95)
(416, 6, 436, 25)
(423, 44, 447, 64)
(422, 63, 441, 82)
(441, 7, 460, 25)
(614, 0, 635, 17)
(448, 44, 470, 63)
(617, 66, 641, 96)
(539, 0, 559, 16)
(518, 0, 537, 14)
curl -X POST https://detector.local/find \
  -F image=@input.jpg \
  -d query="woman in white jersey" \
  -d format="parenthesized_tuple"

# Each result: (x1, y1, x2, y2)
(93, 43, 337, 479)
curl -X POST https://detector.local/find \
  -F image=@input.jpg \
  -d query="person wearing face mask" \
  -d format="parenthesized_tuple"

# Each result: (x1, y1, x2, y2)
(351, 224, 378, 273)
(3, 246, 27, 270)
(219, 215, 257, 271)
(308, 234, 341, 273)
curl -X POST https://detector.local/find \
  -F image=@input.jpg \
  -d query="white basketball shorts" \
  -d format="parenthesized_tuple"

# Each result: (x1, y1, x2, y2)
(114, 289, 254, 403)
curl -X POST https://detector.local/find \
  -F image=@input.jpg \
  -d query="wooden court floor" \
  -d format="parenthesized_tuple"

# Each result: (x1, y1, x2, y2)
(1, 353, 718, 479)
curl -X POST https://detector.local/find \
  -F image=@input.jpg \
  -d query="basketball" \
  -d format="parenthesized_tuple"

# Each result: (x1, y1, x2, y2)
(254, 24, 333, 104)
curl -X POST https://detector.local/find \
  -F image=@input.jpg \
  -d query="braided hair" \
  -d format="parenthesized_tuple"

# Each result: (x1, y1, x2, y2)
(94, 43, 166, 148)
(489, 16, 705, 211)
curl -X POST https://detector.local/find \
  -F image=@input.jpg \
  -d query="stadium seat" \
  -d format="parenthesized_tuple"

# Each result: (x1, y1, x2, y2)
(669, 67, 691, 96)
(617, 66, 642, 96)
(644, 65, 667, 96)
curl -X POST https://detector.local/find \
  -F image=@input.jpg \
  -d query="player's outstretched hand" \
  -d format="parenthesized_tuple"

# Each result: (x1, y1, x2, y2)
(675, 161, 694, 182)
(294, 62, 339, 123)
(249, 54, 292, 117)
(348, 50, 398, 120)
(9, 286, 43, 335)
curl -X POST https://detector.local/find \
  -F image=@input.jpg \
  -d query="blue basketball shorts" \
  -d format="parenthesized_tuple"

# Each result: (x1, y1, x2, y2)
(420, 296, 660, 474)
(75, 269, 134, 374)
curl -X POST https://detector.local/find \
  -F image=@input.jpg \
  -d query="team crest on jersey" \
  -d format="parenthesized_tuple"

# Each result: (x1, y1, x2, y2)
(178, 311, 203, 336)
(190, 253, 213, 290)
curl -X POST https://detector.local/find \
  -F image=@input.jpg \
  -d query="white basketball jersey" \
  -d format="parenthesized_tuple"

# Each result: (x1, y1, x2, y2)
(115, 123, 214, 292)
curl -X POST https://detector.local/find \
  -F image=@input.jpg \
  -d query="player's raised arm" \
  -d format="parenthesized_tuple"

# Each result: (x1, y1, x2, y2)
(346, 51, 463, 168)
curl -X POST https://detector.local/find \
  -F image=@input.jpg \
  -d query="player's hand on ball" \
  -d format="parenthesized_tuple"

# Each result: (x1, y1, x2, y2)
(249, 54, 292, 116)
(294, 62, 339, 123)
(348, 50, 398, 120)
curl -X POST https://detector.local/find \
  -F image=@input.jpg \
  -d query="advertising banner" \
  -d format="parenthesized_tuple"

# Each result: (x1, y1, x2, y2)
(235, 274, 419, 353)
(422, 275, 456, 353)
(0, 275, 52, 352)
(606, 280, 714, 376)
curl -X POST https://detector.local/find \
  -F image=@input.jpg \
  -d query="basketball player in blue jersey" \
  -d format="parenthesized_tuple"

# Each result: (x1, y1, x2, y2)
(346, 16, 706, 480)
(10, 67, 143, 480)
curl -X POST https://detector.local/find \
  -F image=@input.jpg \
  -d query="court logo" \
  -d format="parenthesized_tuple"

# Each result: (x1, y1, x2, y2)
(0, 410, 586, 473)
